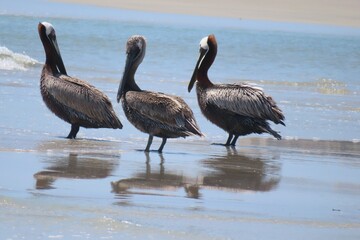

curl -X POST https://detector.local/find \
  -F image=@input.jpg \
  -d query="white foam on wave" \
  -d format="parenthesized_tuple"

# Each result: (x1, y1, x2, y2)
(0, 46, 40, 71)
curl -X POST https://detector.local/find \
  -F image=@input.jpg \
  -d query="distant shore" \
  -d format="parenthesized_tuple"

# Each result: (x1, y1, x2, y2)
(52, 0, 360, 27)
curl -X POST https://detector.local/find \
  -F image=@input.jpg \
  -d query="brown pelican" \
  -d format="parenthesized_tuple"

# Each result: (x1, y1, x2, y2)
(38, 22, 122, 138)
(188, 34, 285, 146)
(117, 35, 202, 152)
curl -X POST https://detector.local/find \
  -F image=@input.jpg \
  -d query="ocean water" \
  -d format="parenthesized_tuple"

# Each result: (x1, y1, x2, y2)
(1, 0, 360, 239)
(1, 2, 360, 142)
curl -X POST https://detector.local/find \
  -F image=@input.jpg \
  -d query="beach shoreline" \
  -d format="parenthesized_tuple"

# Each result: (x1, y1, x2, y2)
(1, 9, 360, 239)
(52, 0, 360, 27)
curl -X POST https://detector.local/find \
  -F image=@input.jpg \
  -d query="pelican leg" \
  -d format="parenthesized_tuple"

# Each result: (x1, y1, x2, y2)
(145, 135, 153, 152)
(230, 135, 239, 146)
(224, 134, 233, 146)
(67, 124, 79, 139)
(158, 138, 167, 153)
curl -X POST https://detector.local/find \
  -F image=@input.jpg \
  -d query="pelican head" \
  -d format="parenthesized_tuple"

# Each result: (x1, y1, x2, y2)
(188, 34, 217, 92)
(117, 35, 146, 102)
(38, 22, 67, 75)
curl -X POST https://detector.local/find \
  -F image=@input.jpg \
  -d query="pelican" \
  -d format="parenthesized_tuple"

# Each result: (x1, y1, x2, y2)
(188, 34, 285, 146)
(117, 35, 202, 152)
(38, 22, 122, 138)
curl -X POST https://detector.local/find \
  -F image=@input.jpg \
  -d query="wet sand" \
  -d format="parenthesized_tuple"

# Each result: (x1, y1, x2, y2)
(1, 134, 360, 239)
(0, 74, 359, 238)
(1, 1, 360, 239)
(53, 0, 360, 27)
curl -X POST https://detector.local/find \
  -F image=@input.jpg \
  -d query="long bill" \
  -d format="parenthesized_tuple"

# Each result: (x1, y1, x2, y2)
(117, 52, 134, 103)
(51, 36, 67, 75)
(188, 48, 207, 92)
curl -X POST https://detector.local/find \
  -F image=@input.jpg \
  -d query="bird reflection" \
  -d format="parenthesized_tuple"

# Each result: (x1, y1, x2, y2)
(34, 153, 119, 189)
(202, 147, 281, 192)
(111, 148, 281, 200)
(111, 152, 200, 198)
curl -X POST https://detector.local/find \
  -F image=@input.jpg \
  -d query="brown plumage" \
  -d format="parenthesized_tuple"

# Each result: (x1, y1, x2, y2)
(117, 35, 202, 152)
(38, 22, 122, 138)
(188, 34, 285, 146)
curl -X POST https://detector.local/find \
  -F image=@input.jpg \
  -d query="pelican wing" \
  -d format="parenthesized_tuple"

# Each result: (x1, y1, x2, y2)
(125, 91, 202, 135)
(45, 74, 121, 128)
(206, 84, 285, 124)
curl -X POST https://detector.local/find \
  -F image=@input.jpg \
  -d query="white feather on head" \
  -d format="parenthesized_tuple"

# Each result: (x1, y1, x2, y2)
(41, 22, 54, 36)
(199, 36, 209, 50)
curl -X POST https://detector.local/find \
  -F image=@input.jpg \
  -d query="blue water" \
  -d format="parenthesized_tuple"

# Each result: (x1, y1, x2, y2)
(1, 1, 360, 142)
(1, 1, 360, 239)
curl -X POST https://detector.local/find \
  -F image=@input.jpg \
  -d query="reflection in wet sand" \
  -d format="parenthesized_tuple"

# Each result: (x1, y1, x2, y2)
(202, 147, 281, 192)
(112, 149, 281, 199)
(34, 153, 119, 189)
(111, 153, 200, 198)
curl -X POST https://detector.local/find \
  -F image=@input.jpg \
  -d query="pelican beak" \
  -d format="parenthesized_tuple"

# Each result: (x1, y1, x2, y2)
(117, 51, 136, 103)
(51, 36, 67, 75)
(38, 22, 67, 75)
(188, 48, 207, 92)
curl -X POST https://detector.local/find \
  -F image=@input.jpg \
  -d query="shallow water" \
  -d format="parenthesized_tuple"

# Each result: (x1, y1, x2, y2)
(1, 12, 360, 141)
(1, 0, 360, 239)
(1, 139, 360, 239)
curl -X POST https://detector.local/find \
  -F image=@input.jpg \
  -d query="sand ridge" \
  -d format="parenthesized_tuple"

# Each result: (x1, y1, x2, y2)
(53, 0, 360, 27)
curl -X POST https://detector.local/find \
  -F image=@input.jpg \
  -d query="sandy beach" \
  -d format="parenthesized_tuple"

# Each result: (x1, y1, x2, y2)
(53, 0, 360, 27)
(1, 0, 360, 238)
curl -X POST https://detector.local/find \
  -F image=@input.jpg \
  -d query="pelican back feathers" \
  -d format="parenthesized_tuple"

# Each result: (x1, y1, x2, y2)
(122, 91, 202, 138)
(41, 67, 122, 129)
(205, 83, 285, 125)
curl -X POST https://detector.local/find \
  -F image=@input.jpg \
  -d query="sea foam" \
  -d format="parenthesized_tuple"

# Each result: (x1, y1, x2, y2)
(0, 46, 40, 71)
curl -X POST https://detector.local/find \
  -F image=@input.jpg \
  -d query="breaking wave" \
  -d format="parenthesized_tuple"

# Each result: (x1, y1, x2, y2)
(0, 46, 40, 71)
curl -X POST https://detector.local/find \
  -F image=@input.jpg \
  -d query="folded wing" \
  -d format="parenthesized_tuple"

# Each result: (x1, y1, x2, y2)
(125, 91, 202, 136)
(45, 74, 122, 128)
(206, 84, 285, 125)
